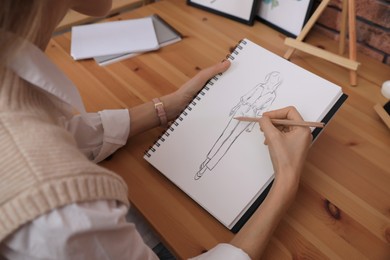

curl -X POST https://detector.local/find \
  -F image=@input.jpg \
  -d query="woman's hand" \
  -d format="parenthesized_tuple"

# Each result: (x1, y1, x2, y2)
(128, 60, 230, 137)
(231, 107, 311, 259)
(164, 60, 231, 120)
(259, 106, 312, 191)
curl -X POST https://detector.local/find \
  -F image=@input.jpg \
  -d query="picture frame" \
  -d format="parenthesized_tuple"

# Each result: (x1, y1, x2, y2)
(187, 0, 260, 25)
(257, 0, 314, 37)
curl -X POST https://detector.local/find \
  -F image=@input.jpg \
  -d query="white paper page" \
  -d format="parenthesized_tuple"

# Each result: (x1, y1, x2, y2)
(145, 39, 342, 228)
(70, 17, 159, 60)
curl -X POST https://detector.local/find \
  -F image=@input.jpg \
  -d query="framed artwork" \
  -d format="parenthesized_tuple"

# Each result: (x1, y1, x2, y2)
(187, 0, 260, 25)
(257, 0, 314, 37)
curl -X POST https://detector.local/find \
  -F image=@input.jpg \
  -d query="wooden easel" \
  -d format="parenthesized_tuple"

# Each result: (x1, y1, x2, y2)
(283, 0, 360, 86)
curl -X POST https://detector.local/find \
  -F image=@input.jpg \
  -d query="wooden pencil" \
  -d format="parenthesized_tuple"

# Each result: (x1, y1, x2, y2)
(234, 116, 325, 128)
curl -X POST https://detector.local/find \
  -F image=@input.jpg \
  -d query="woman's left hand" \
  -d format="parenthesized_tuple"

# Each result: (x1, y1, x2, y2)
(129, 60, 230, 136)
(165, 60, 231, 120)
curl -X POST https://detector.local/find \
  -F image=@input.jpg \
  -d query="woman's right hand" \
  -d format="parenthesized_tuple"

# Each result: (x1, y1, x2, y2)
(230, 106, 312, 259)
(259, 106, 312, 191)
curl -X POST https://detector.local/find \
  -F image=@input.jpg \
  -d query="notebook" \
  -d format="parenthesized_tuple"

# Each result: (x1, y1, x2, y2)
(70, 17, 159, 60)
(144, 38, 347, 232)
(94, 14, 182, 66)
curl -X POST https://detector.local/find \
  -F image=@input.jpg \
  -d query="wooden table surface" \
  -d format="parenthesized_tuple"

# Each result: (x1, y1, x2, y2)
(47, 0, 390, 259)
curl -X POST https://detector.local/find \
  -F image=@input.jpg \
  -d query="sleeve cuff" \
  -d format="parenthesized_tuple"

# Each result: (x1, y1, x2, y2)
(189, 243, 251, 260)
(93, 109, 130, 163)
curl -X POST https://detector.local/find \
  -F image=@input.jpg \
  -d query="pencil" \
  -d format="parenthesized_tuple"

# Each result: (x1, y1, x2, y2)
(234, 116, 325, 128)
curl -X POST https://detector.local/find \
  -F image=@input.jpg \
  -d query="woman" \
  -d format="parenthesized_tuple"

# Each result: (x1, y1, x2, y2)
(0, 1, 311, 259)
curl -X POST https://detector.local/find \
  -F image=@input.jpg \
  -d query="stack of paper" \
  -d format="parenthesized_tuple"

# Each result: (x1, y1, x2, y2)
(70, 15, 182, 66)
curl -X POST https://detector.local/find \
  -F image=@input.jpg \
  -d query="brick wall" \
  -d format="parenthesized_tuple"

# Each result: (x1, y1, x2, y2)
(314, 0, 390, 65)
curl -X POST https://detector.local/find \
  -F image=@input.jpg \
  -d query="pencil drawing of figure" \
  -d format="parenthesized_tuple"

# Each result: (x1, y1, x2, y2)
(194, 71, 282, 180)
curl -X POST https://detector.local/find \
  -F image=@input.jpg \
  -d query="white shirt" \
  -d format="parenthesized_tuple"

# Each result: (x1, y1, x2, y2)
(0, 39, 250, 260)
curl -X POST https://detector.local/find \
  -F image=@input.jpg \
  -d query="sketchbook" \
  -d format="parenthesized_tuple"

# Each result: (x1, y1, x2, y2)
(144, 38, 347, 232)
(70, 17, 159, 60)
(94, 14, 182, 66)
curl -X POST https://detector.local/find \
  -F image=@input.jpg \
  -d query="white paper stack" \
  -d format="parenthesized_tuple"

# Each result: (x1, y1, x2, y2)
(70, 15, 182, 65)
(94, 14, 183, 66)
(70, 17, 159, 61)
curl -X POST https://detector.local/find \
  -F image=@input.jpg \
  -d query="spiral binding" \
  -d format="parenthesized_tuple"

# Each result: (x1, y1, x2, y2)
(144, 39, 248, 158)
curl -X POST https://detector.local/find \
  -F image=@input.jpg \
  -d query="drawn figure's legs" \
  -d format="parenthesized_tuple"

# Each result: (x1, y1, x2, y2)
(195, 105, 254, 180)
(206, 120, 251, 169)
(194, 158, 210, 180)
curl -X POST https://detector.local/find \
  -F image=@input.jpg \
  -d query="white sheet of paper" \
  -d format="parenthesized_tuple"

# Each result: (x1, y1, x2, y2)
(144, 38, 344, 229)
(70, 17, 159, 60)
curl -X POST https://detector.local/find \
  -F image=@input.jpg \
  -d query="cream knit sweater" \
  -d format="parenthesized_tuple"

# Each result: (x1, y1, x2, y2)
(0, 69, 129, 242)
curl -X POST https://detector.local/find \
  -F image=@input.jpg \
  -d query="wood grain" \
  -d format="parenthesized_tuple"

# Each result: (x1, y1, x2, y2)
(55, 0, 145, 33)
(47, 0, 390, 259)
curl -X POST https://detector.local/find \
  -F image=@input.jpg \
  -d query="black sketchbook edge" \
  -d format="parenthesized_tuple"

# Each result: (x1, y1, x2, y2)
(231, 180, 273, 233)
(230, 93, 348, 233)
(312, 93, 348, 140)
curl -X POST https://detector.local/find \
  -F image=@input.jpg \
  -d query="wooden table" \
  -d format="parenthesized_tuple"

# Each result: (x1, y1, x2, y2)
(47, 0, 390, 259)
(55, 0, 148, 33)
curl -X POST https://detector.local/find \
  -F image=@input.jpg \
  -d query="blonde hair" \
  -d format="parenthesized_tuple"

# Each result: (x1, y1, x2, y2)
(0, 0, 45, 67)
(0, 0, 68, 121)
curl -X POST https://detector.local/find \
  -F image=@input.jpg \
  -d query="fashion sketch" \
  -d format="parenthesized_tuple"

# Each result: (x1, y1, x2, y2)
(194, 71, 282, 180)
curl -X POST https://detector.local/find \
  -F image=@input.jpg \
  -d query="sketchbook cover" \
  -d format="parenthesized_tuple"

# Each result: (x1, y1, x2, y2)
(144, 38, 345, 231)
(70, 17, 159, 60)
(94, 14, 182, 66)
